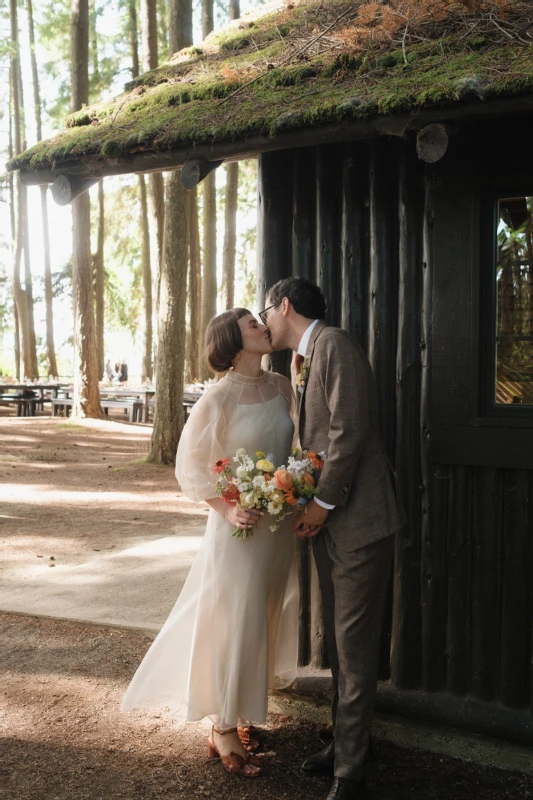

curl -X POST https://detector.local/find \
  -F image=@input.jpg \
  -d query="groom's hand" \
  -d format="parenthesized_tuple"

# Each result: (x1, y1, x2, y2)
(293, 500, 329, 538)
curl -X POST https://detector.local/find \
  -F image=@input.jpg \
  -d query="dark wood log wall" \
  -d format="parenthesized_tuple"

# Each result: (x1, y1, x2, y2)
(257, 128, 533, 743)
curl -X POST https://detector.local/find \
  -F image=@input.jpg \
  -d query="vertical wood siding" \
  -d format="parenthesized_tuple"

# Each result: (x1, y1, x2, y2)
(256, 142, 533, 723)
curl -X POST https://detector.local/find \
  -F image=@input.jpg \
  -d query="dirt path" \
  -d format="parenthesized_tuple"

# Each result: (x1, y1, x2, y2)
(1, 415, 532, 799)
(2, 613, 532, 800)
(0, 415, 206, 570)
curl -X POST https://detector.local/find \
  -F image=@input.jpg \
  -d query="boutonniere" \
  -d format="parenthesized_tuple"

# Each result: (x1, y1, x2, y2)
(295, 357, 311, 393)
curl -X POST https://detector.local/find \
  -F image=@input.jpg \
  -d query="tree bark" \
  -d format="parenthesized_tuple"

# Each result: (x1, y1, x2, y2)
(130, 0, 153, 382)
(201, 173, 217, 378)
(170, 0, 192, 54)
(149, 0, 192, 463)
(221, 161, 238, 310)
(94, 180, 105, 377)
(202, 0, 213, 39)
(140, 175, 153, 381)
(8, 88, 20, 379)
(149, 172, 189, 463)
(27, 0, 58, 376)
(229, 0, 240, 21)
(71, 0, 103, 417)
(187, 187, 201, 381)
(10, 0, 33, 379)
(141, 0, 165, 322)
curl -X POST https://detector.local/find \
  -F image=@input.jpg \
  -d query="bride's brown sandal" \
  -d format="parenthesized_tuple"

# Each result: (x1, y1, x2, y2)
(237, 725, 261, 753)
(208, 726, 262, 778)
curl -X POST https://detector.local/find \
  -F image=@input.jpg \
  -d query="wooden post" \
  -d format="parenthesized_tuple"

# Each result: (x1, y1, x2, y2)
(292, 148, 316, 282)
(341, 140, 369, 349)
(316, 144, 341, 327)
(256, 150, 293, 377)
(390, 141, 424, 689)
(368, 138, 399, 460)
(446, 465, 472, 695)
(499, 470, 531, 709)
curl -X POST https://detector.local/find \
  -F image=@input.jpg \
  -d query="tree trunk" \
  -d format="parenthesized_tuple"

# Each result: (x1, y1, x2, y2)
(201, 173, 217, 378)
(149, 172, 189, 463)
(11, 0, 38, 378)
(130, 0, 153, 382)
(221, 161, 238, 310)
(94, 180, 105, 377)
(229, 0, 240, 21)
(140, 175, 153, 381)
(8, 90, 20, 379)
(10, 0, 32, 379)
(71, 0, 103, 417)
(187, 187, 201, 381)
(141, 0, 165, 322)
(149, 0, 192, 463)
(202, 0, 213, 39)
(169, 0, 192, 54)
(27, 0, 58, 376)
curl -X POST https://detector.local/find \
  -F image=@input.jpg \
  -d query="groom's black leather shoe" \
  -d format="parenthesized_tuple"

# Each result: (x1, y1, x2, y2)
(301, 739, 335, 776)
(325, 777, 371, 800)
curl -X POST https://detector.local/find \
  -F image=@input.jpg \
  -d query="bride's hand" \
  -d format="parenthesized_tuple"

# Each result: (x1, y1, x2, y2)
(224, 504, 262, 531)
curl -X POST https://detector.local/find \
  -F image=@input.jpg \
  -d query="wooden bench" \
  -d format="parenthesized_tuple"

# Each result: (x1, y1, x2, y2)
(52, 397, 143, 423)
(0, 394, 39, 416)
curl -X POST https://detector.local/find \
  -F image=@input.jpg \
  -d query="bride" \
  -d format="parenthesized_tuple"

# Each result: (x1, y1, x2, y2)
(121, 308, 299, 778)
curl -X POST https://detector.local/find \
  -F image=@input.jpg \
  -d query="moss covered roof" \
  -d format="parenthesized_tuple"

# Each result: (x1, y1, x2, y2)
(8, 0, 533, 173)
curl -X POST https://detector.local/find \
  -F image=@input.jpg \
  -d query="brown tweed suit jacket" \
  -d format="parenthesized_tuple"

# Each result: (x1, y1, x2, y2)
(298, 320, 405, 549)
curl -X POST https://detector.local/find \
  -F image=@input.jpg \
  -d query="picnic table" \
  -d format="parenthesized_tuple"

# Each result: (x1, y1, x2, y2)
(55, 387, 203, 423)
(0, 383, 68, 416)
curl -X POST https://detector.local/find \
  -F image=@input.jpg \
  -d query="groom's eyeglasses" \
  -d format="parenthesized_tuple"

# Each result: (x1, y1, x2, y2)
(258, 304, 275, 326)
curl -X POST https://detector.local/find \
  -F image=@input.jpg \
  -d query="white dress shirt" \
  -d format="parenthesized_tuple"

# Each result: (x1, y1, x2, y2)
(296, 320, 335, 511)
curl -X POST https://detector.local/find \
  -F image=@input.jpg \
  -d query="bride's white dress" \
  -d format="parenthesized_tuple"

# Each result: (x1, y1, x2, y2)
(121, 369, 299, 727)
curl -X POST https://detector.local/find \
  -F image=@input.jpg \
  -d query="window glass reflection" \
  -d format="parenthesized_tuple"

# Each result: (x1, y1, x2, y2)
(496, 197, 533, 405)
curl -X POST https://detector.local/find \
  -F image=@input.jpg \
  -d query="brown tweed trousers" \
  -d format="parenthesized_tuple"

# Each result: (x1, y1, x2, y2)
(297, 320, 404, 780)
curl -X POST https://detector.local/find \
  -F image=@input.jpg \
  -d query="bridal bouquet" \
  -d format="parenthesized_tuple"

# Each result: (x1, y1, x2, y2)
(212, 448, 326, 539)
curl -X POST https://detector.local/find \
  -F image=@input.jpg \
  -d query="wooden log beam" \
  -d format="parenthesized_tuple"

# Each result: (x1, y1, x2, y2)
(16, 94, 533, 187)
(51, 174, 100, 206)
(180, 158, 223, 188)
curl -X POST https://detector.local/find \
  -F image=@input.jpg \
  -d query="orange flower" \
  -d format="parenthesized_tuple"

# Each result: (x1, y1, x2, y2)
(306, 452, 324, 470)
(221, 484, 240, 504)
(274, 469, 293, 492)
(302, 472, 315, 487)
(284, 491, 298, 506)
(213, 457, 231, 474)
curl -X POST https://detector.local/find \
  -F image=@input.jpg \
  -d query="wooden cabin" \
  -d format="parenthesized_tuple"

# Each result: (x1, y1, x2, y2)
(8, 0, 533, 746)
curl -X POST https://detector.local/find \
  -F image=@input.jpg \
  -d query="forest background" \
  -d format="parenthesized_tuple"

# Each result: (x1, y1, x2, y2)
(0, 0, 264, 383)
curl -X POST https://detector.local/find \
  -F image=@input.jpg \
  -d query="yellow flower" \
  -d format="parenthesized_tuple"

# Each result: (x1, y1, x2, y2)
(255, 451, 265, 459)
(271, 489, 285, 505)
(256, 459, 274, 473)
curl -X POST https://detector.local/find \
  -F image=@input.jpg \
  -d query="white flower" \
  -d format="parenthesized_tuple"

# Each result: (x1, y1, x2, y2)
(262, 482, 274, 495)
(236, 466, 250, 479)
(238, 481, 252, 492)
(267, 501, 283, 515)
(236, 447, 247, 456)
(252, 475, 266, 487)
(245, 492, 257, 507)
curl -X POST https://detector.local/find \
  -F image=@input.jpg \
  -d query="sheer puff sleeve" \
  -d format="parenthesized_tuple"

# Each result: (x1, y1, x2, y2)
(175, 388, 227, 503)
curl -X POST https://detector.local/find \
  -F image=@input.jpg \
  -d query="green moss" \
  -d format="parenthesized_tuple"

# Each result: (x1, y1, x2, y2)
(7, 0, 533, 174)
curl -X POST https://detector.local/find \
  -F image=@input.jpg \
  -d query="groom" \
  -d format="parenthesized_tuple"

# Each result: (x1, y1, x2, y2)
(261, 277, 404, 800)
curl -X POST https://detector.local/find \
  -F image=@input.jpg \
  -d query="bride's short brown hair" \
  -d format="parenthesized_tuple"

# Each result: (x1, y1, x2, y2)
(205, 308, 252, 374)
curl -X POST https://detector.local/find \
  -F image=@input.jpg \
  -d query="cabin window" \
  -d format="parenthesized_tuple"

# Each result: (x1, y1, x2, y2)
(494, 196, 533, 407)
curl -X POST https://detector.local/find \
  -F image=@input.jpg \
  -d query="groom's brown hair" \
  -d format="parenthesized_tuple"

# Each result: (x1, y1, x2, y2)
(267, 277, 326, 320)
